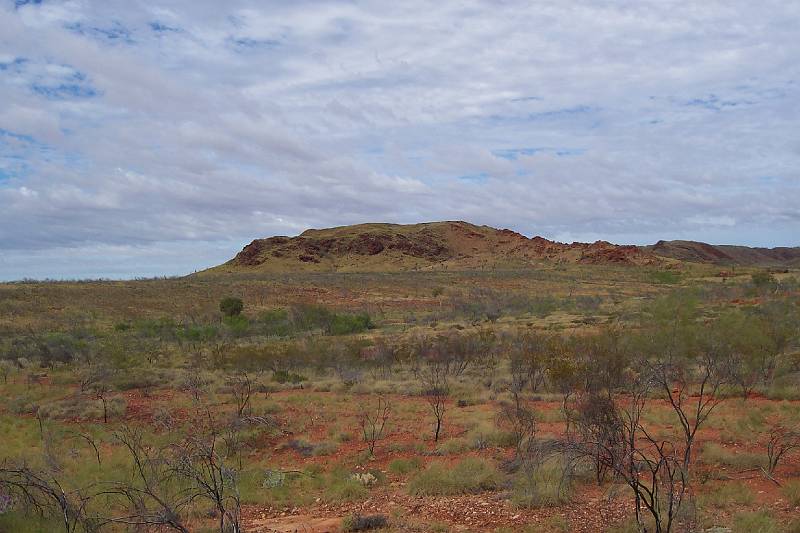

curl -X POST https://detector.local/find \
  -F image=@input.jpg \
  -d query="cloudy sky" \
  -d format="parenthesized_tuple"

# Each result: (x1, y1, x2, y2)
(1, 1, 798, 279)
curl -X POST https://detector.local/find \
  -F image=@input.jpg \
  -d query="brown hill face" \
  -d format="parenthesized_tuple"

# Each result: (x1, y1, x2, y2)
(209, 221, 660, 273)
(647, 240, 800, 267)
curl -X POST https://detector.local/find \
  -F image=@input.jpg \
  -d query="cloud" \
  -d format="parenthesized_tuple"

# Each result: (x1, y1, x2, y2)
(0, 0, 798, 279)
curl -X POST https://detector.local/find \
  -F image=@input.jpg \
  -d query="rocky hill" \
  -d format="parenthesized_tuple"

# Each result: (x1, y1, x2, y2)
(202, 222, 800, 274)
(205, 221, 660, 273)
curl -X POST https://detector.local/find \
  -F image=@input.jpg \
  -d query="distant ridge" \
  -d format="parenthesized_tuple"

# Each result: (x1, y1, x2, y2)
(647, 240, 800, 267)
(202, 221, 800, 274)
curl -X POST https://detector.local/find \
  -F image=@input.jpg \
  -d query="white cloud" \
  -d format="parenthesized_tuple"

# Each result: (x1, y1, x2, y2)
(0, 0, 798, 279)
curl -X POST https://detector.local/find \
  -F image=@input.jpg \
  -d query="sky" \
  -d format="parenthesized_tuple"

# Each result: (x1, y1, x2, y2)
(0, 0, 799, 280)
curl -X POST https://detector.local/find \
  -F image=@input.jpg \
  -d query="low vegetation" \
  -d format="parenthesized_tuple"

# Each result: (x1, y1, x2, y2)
(0, 264, 798, 532)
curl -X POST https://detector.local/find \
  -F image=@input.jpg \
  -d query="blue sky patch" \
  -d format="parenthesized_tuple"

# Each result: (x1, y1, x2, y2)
(493, 147, 583, 160)
(228, 37, 281, 50)
(0, 57, 27, 71)
(0, 128, 36, 144)
(527, 105, 594, 121)
(493, 148, 539, 160)
(65, 21, 134, 43)
(149, 22, 181, 33)
(457, 172, 489, 183)
(683, 94, 754, 111)
(32, 82, 98, 99)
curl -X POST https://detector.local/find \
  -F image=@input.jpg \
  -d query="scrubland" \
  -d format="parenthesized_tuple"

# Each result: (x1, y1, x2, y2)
(0, 265, 799, 532)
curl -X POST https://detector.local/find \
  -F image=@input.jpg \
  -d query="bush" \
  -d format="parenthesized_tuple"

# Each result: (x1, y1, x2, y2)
(260, 308, 292, 336)
(408, 458, 501, 495)
(223, 315, 249, 336)
(341, 513, 388, 532)
(219, 297, 244, 317)
(751, 272, 778, 293)
(272, 370, 307, 384)
(650, 270, 681, 284)
(328, 312, 374, 335)
(290, 304, 334, 331)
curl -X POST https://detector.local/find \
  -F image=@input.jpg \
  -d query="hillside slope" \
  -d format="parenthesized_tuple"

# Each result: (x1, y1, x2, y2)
(647, 240, 800, 267)
(205, 221, 659, 273)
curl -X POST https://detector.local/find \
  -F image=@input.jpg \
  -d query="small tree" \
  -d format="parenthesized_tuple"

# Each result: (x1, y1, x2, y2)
(499, 356, 538, 461)
(358, 396, 391, 455)
(172, 430, 242, 533)
(751, 271, 778, 294)
(569, 372, 691, 533)
(91, 380, 113, 424)
(226, 373, 252, 419)
(421, 360, 449, 442)
(107, 427, 192, 533)
(0, 360, 13, 384)
(219, 297, 244, 318)
(766, 425, 800, 477)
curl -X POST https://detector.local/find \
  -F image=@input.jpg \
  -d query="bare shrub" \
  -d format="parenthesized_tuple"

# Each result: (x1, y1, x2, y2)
(358, 396, 391, 455)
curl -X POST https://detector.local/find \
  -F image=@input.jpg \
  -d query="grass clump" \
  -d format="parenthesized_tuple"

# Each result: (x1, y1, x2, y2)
(701, 442, 763, 469)
(341, 513, 388, 531)
(698, 483, 754, 508)
(324, 475, 369, 503)
(435, 438, 470, 455)
(732, 510, 779, 533)
(388, 457, 422, 475)
(408, 457, 501, 495)
(782, 479, 800, 507)
(511, 457, 573, 508)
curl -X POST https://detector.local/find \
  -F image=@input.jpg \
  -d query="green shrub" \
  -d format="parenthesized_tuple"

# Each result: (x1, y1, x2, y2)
(528, 296, 558, 318)
(328, 312, 374, 335)
(751, 272, 778, 293)
(272, 370, 306, 384)
(219, 297, 244, 317)
(408, 457, 501, 495)
(260, 309, 292, 336)
(290, 304, 334, 331)
(650, 270, 681, 284)
(223, 315, 249, 336)
(287, 305, 374, 335)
